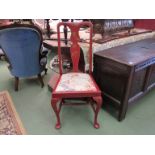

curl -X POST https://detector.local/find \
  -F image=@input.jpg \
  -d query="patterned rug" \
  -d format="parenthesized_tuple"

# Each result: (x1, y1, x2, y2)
(0, 91, 26, 135)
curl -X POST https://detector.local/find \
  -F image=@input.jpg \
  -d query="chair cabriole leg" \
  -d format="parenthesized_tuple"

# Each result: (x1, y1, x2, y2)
(51, 97, 61, 129)
(92, 96, 102, 129)
(45, 68, 48, 75)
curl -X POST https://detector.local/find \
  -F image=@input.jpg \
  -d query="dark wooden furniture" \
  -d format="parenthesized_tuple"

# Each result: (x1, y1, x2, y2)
(91, 19, 134, 37)
(90, 19, 152, 44)
(45, 19, 51, 38)
(93, 38, 155, 121)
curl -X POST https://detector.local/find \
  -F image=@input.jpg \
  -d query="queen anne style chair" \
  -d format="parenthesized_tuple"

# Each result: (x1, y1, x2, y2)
(51, 22, 102, 129)
(0, 24, 48, 91)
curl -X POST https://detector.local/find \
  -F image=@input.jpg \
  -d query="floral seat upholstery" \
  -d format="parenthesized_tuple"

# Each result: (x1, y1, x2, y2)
(56, 73, 97, 92)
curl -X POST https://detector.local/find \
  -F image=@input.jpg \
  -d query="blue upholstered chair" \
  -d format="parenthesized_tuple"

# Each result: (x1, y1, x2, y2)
(0, 24, 48, 91)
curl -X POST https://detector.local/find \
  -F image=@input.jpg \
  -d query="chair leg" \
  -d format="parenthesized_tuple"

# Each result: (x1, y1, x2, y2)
(58, 99, 64, 113)
(38, 74, 44, 88)
(45, 68, 48, 75)
(51, 97, 61, 129)
(92, 96, 102, 129)
(15, 77, 19, 91)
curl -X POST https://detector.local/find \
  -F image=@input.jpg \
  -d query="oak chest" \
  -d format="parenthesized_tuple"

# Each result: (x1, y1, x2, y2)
(93, 38, 155, 121)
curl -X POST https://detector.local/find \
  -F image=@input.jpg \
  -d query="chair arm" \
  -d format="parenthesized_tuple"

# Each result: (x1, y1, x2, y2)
(40, 46, 48, 66)
(40, 47, 48, 56)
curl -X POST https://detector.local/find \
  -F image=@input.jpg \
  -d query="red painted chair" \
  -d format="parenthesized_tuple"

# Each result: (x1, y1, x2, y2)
(51, 21, 102, 129)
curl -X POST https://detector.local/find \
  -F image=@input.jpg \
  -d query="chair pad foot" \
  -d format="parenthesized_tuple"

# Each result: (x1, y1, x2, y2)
(94, 123, 100, 129)
(55, 123, 61, 129)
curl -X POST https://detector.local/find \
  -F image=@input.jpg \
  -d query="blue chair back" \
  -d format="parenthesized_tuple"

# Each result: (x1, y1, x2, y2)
(0, 24, 44, 77)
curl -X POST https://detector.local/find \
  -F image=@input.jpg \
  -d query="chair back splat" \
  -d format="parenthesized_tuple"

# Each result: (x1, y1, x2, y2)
(57, 22, 93, 74)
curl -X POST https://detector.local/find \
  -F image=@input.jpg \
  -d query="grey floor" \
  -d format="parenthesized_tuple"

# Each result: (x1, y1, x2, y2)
(1, 54, 155, 135)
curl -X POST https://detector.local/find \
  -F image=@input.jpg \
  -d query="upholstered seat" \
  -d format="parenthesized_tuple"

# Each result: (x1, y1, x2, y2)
(55, 73, 97, 92)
